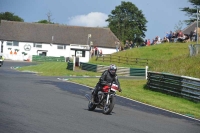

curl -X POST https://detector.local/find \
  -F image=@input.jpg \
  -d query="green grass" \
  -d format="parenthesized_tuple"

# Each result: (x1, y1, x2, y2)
(17, 42, 200, 119)
(17, 62, 102, 76)
(91, 43, 200, 78)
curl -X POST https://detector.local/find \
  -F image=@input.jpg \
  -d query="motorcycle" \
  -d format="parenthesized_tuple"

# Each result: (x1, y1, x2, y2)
(85, 83, 120, 114)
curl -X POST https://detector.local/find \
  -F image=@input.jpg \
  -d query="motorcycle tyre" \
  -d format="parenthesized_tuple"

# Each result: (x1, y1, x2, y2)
(88, 101, 96, 111)
(103, 95, 115, 114)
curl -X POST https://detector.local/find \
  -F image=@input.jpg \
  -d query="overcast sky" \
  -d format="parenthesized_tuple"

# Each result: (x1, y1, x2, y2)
(0, 0, 193, 40)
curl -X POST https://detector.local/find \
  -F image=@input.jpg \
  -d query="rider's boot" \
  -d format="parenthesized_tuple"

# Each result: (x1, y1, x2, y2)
(92, 89, 98, 103)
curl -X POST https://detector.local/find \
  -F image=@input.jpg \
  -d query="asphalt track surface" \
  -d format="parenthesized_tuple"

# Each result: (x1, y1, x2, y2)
(0, 60, 199, 133)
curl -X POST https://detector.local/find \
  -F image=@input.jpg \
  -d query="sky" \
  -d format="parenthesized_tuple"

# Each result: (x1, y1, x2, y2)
(0, 0, 193, 40)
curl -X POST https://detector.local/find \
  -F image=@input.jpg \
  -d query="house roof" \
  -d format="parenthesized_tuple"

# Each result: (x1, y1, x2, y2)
(182, 21, 199, 35)
(0, 20, 119, 48)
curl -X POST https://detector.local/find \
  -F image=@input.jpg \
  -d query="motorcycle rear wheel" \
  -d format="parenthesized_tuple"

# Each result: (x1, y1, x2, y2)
(103, 96, 115, 114)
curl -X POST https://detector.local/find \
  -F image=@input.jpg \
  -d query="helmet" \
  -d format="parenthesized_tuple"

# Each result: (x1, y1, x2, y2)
(108, 64, 117, 75)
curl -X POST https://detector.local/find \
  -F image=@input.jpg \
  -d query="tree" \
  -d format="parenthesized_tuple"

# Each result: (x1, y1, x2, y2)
(0, 12, 24, 23)
(36, 11, 54, 24)
(36, 19, 54, 24)
(181, 0, 200, 24)
(106, 1, 147, 44)
(174, 20, 184, 32)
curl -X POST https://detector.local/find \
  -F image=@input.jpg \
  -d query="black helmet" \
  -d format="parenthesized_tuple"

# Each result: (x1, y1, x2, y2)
(108, 64, 117, 75)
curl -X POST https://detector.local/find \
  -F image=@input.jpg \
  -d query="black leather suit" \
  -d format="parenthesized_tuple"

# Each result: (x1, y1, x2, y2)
(93, 70, 121, 97)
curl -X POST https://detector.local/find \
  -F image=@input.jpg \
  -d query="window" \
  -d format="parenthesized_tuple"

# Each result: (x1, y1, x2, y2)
(57, 45, 66, 49)
(34, 43, 42, 48)
(7, 41, 19, 46)
(82, 51, 85, 57)
(7, 41, 12, 46)
(13, 41, 19, 46)
(76, 51, 85, 57)
(76, 51, 82, 56)
(57, 45, 64, 49)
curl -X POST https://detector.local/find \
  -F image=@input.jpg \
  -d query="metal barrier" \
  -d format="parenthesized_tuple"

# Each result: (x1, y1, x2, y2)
(80, 62, 146, 77)
(80, 62, 97, 72)
(147, 71, 200, 102)
(67, 62, 74, 70)
(130, 68, 146, 76)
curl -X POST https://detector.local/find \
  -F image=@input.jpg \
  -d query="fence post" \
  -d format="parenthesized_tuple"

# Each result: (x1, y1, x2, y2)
(145, 66, 148, 79)
(189, 44, 194, 56)
(73, 56, 75, 71)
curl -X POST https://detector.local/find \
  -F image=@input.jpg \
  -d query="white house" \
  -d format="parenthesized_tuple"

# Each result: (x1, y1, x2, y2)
(0, 20, 120, 62)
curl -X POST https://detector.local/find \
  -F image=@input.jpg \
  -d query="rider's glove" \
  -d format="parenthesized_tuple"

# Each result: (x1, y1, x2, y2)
(106, 83, 111, 86)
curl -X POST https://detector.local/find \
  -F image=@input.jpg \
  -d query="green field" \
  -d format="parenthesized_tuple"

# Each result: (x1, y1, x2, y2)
(17, 42, 200, 119)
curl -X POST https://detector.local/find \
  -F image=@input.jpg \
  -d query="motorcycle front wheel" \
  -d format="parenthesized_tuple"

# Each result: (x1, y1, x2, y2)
(103, 95, 115, 114)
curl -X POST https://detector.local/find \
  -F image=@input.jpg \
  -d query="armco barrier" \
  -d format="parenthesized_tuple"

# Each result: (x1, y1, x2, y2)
(67, 62, 74, 70)
(130, 68, 146, 76)
(147, 71, 200, 102)
(80, 62, 146, 77)
(80, 62, 97, 72)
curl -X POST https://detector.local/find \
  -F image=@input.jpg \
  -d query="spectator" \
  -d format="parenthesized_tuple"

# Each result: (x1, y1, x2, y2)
(168, 31, 173, 42)
(144, 39, 147, 45)
(189, 30, 194, 42)
(166, 32, 170, 39)
(151, 39, 155, 45)
(94, 46, 98, 56)
(162, 37, 169, 43)
(156, 36, 161, 44)
(177, 30, 185, 42)
(99, 49, 102, 56)
(171, 32, 178, 42)
(124, 40, 129, 50)
(147, 39, 151, 46)
(130, 41, 134, 48)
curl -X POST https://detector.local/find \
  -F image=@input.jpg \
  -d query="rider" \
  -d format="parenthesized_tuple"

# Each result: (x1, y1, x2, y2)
(92, 64, 122, 102)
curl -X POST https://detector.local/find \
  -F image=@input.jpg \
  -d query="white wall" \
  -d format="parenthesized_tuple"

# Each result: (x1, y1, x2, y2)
(2, 41, 115, 62)
(91, 47, 116, 55)
(2, 41, 72, 60)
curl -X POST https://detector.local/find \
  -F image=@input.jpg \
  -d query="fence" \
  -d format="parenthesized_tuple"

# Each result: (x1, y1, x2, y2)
(96, 54, 149, 66)
(32, 55, 65, 62)
(146, 71, 200, 102)
(80, 62, 146, 77)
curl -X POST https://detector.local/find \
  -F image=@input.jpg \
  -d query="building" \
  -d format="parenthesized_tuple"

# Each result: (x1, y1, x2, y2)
(182, 21, 200, 35)
(0, 20, 120, 62)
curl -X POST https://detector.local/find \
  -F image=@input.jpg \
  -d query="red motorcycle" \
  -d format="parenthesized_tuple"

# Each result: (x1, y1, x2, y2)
(85, 83, 120, 114)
